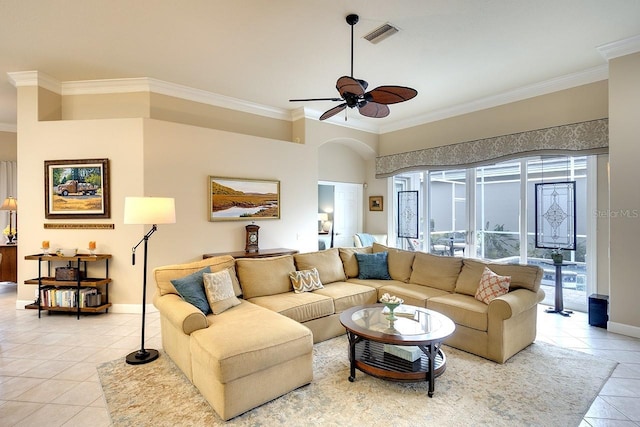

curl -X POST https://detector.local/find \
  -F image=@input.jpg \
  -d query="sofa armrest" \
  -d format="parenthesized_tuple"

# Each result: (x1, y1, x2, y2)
(154, 293, 208, 335)
(488, 288, 541, 320)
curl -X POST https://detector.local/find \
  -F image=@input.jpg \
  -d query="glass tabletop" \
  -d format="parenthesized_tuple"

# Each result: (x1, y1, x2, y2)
(349, 305, 450, 338)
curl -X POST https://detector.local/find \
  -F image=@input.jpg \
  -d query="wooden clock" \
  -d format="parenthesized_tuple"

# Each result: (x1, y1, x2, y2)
(245, 224, 260, 253)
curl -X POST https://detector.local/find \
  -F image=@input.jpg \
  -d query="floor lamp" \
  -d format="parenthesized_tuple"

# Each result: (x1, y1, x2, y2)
(124, 196, 176, 365)
(1, 197, 17, 244)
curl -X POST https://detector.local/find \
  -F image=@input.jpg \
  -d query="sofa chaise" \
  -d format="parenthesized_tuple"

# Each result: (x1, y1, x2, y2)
(153, 243, 544, 420)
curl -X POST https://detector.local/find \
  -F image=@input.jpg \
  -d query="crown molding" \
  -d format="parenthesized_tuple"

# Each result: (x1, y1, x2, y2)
(597, 34, 640, 61)
(7, 71, 61, 94)
(62, 77, 291, 121)
(380, 64, 609, 134)
(0, 123, 17, 132)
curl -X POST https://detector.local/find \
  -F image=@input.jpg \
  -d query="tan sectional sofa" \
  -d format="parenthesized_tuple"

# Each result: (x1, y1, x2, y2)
(153, 243, 544, 420)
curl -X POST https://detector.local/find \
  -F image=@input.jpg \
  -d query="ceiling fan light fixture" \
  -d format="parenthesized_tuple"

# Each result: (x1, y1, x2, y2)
(363, 23, 399, 44)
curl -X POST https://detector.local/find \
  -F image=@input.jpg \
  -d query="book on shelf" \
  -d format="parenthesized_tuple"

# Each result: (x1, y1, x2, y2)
(39, 287, 101, 308)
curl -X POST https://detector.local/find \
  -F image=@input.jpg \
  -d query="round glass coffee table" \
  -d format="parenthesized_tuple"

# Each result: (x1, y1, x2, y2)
(339, 304, 455, 397)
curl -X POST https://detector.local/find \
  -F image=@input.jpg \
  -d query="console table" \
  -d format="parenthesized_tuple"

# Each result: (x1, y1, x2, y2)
(203, 248, 298, 260)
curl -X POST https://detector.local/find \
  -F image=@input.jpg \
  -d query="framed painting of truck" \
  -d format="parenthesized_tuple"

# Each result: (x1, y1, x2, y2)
(44, 158, 110, 219)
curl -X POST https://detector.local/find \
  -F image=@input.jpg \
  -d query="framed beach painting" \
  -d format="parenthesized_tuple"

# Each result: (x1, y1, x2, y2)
(44, 158, 110, 219)
(209, 176, 280, 221)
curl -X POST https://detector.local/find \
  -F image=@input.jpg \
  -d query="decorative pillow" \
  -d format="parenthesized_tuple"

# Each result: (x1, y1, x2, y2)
(475, 267, 511, 304)
(203, 269, 241, 314)
(289, 268, 324, 293)
(170, 266, 211, 314)
(355, 251, 392, 280)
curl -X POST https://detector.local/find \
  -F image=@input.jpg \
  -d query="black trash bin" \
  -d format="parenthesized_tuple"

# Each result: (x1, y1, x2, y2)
(588, 294, 609, 328)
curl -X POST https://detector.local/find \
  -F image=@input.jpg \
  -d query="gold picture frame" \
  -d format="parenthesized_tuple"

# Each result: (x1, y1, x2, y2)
(209, 176, 280, 221)
(44, 158, 110, 219)
(369, 196, 383, 211)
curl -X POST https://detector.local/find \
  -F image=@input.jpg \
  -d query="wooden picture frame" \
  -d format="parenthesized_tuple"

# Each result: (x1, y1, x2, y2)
(45, 159, 110, 219)
(369, 196, 383, 211)
(209, 176, 280, 221)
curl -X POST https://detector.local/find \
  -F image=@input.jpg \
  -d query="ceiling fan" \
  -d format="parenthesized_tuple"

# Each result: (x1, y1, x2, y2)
(290, 14, 417, 121)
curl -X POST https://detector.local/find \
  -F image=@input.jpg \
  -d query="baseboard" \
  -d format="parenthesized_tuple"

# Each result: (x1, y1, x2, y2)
(608, 321, 640, 339)
(15, 299, 157, 314)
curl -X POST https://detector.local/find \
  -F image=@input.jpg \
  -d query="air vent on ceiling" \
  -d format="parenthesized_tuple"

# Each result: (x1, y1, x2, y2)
(363, 23, 399, 44)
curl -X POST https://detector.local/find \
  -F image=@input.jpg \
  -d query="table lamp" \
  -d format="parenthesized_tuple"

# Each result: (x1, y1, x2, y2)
(1, 196, 17, 244)
(124, 196, 176, 365)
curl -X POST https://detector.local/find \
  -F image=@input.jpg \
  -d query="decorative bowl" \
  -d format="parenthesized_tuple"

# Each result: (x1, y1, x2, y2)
(56, 248, 78, 257)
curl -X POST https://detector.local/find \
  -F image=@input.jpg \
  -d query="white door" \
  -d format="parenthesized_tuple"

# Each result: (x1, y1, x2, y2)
(321, 181, 362, 248)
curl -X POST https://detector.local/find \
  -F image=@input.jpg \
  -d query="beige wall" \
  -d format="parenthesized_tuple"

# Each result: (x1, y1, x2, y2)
(0, 131, 17, 160)
(379, 81, 608, 156)
(14, 84, 323, 311)
(142, 119, 320, 270)
(608, 52, 640, 336)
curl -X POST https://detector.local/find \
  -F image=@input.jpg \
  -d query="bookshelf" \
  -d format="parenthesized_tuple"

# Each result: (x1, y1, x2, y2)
(24, 253, 112, 319)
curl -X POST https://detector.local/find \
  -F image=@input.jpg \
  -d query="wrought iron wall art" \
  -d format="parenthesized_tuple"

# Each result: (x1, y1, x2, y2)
(398, 190, 419, 239)
(535, 181, 576, 250)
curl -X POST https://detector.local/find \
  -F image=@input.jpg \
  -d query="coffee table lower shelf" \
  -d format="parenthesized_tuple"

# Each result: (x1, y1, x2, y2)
(350, 337, 446, 395)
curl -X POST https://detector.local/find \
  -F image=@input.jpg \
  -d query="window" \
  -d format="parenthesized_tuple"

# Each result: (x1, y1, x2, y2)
(392, 155, 591, 312)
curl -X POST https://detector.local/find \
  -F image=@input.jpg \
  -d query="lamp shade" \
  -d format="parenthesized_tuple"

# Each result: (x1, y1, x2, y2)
(124, 197, 176, 225)
(0, 197, 17, 211)
(318, 213, 328, 222)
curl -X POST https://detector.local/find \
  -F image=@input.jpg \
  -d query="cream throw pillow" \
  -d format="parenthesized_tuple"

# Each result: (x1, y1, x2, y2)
(475, 267, 511, 304)
(203, 269, 241, 314)
(289, 268, 324, 293)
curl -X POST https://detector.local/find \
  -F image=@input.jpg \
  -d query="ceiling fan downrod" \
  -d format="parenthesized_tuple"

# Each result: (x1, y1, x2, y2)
(346, 14, 359, 78)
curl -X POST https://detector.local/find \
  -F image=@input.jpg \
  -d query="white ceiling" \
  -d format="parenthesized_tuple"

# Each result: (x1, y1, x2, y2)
(1, 0, 639, 132)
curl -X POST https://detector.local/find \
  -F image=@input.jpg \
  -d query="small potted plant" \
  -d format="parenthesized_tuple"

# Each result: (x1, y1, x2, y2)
(551, 249, 563, 265)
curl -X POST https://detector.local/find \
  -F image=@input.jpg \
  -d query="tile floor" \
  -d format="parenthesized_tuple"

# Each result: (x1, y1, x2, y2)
(0, 282, 639, 426)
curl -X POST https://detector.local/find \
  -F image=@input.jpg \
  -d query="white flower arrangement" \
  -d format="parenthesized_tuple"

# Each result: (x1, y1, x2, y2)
(380, 293, 403, 305)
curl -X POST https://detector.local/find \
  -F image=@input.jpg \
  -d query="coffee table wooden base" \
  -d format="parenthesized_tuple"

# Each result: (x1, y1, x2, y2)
(347, 332, 447, 397)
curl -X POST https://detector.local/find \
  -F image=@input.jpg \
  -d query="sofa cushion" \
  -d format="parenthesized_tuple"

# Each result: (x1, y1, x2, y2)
(236, 255, 295, 299)
(154, 255, 237, 297)
(247, 292, 334, 323)
(170, 266, 211, 314)
(191, 301, 312, 384)
(488, 263, 542, 293)
(475, 267, 510, 304)
(346, 277, 393, 289)
(355, 252, 392, 280)
(289, 268, 324, 293)
(313, 282, 377, 313)
(378, 282, 450, 308)
(409, 252, 463, 292)
(203, 269, 241, 314)
(339, 247, 372, 278)
(427, 293, 489, 332)
(455, 258, 542, 294)
(294, 248, 346, 285)
(454, 258, 487, 296)
(373, 243, 415, 283)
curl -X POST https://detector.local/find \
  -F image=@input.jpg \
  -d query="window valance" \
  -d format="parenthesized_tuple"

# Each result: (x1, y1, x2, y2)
(375, 118, 608, 178)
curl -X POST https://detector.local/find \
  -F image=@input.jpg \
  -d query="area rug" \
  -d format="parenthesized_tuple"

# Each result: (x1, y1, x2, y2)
(97, 336, 616, 426)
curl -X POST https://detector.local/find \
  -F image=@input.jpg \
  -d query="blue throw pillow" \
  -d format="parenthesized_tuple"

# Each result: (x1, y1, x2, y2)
(170, 266, 211, 314)
(355, 251, 392, 280)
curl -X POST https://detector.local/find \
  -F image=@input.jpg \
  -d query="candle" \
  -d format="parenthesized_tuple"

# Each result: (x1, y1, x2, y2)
(42, 240, 50, 249)
(89, 241, 96, 250)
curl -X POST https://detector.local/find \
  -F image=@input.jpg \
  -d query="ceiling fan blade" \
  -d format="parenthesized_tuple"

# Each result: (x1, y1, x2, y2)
(336, 76, 365, 97)
(289, 97, 343, 102)
(319, 103, 347, 121)
(367, 86, 418, 105)
(358, 102, 390, 118)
